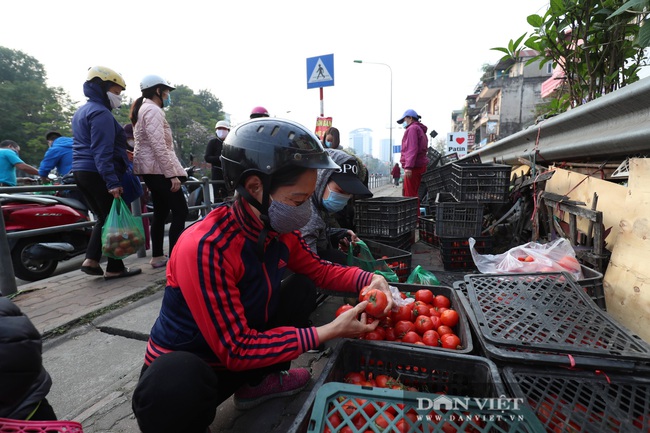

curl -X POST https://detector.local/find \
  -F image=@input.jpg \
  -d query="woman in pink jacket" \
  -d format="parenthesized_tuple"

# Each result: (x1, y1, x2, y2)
(130, 75, 188, 268)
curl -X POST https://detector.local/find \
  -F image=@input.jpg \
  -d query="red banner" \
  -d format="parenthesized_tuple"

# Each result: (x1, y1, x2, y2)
(315, 117, 332, 140)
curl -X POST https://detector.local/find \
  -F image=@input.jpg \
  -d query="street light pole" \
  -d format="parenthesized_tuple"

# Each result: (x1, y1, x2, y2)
(353, 60, 393, 167)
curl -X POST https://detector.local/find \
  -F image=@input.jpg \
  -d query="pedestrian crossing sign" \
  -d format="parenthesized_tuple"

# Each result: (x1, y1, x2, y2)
(307, 54, 334, 89)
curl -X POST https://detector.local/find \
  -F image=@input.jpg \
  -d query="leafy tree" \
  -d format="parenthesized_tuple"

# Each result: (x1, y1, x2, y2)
(609, 0, 650, 46)
(0, 47, 71, 165)
(493, 0, 647, 115)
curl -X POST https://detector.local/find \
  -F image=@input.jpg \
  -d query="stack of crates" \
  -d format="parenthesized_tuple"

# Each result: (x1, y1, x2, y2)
(354, 196, 418, 250)
(456, 272, 650, 433)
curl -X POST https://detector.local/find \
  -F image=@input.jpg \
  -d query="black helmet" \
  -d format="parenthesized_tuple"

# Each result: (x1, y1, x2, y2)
(221, 118, 338, 193)
(45, 131, 62, 141)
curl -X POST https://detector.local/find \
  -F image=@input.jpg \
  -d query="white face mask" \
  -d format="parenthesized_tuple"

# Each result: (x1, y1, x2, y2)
(216, 129, 228, 140)
(107, 92, 122, 109)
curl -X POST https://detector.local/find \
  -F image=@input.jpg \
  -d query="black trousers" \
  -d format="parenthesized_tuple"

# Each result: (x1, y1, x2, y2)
(131, 274, 316, 433)
(142, 174, 188, 258)
(74, 171, 125, 273)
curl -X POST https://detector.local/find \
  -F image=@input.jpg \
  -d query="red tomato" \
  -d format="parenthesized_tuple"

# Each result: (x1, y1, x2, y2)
(437, 325, 453, 336)
(558, 255, 580, 272)
(328, 413, 342, 429)
(440, 309, 460, 327)
(402, 331, 422, 344)
(363, 289, 388, 318)
(422, 330, 441, 347)
(358, 286, 371, 302)
(440, 333, 461, 350)
(412, 303, 431, 319)
(344, 371, 365, 384)
(335, 304, 355, 318)
(415, 315, 435, 334)
(429, 307, 441, 317)
(391, 304, 413, 322)
(374, 412, 396, 430)
(364, 330, 384, 341)
(375, 374, 390, 388)
(429, 315, 442, 330)
(394, 320, 416, 338)
(415, 289, 434, 304)
(384, 327, 397, 341)
(433, 295, 451, 309)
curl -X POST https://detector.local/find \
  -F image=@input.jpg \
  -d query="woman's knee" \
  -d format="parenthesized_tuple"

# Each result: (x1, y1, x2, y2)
(132, 352, 218, 433)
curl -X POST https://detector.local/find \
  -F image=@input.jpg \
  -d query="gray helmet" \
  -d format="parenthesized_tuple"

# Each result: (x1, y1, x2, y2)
(221, 118, 338, 193)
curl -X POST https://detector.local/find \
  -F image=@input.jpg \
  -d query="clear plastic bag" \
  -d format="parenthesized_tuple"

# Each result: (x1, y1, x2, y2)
(469, 237, 583, 280)
(101, 197, 145, 260)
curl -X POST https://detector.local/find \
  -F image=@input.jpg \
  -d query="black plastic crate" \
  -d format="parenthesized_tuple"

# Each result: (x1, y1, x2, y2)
(450, 163, 511, 203)
(426, 147, 442, 170)
(464, 272, 650, 371)
(435, 192, 484, 237)
(578, 265, 606, 310)
(439, 236, 493, 271)
(422, 165, 451, 196)
(440, 152, 459, 165)
(354, 197, 418, 238)
(362, 231, 413, 251)
(362, 239, 411, 283)
(289, 339, 517, 433)
(392, 283, 473, 355)
(418, 215, 439, 247)
(502, 365, 650, 433)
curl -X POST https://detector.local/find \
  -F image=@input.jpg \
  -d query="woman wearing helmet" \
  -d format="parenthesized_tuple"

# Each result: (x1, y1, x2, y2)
(249, 105, 269, 119)
(130, 75, 188, 269)
(132, 118, 392, 433)
(72, 66, 141, 279)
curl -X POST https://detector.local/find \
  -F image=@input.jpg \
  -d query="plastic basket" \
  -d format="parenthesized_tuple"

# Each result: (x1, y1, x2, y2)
(0, 419, 84, 433)
(440, 152, 459, 165)
(578, 265, 606, 310)
(450, 163, 511, 203)
(464, 272, 650, 371)
(363, 239, 412, 283)
(502, 365, 650, 433)
(289, 339, 517, 433)
(426, 147, 442, 170)
(354, 197, 418, 238)
(439, 236, 493, 271)
(306, 382, 545, 433)
(422, 165, 452, 196)
(418, 215, 439, 247)
(361, 231, 413, 251)
(392, 283, 474, 355)
(434, 192, 484, 237)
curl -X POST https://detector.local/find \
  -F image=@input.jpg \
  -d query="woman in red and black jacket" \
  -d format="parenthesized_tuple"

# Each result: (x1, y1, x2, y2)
(132, 118, 392, 433)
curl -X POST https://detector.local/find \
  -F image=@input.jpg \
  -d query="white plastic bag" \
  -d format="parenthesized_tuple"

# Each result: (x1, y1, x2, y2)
(469, 237, 583, 280)
(389, 285, 415, 309)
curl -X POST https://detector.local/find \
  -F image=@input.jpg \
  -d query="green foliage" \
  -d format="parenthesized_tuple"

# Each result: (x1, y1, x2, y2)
(492, 0, 648, 118)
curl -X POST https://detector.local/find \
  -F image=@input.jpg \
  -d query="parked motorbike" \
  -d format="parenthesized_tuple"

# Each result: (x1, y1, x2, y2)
(1, 193, 91, 281)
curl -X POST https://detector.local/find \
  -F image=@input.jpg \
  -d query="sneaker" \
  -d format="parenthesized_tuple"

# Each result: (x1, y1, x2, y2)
(233, 368, 311, 410)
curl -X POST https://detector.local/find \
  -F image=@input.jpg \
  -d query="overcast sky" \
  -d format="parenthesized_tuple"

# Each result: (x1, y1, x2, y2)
(2, 0, 549, 157)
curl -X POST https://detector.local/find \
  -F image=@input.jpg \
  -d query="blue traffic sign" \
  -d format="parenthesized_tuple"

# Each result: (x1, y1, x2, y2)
(306, 54, 334, 89)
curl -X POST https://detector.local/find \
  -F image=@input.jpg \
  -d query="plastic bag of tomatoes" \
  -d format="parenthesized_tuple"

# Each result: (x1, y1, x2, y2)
(346, 240, 399, 282)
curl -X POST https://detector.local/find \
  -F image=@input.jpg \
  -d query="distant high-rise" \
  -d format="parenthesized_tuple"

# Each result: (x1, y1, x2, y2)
(349, 128, 373, 157)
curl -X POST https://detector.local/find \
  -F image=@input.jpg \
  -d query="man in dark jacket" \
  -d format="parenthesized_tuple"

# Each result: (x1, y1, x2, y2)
(0, 297, 57, 421)
(204, 120, 230, 202)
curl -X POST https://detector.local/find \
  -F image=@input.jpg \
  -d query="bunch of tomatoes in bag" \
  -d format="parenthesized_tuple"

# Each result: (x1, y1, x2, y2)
(335, 288, 463, 350)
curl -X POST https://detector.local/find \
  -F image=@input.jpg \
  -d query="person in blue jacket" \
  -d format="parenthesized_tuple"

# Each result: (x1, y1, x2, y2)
(38, 131, 73, 183)
(71, 65, 141, 280)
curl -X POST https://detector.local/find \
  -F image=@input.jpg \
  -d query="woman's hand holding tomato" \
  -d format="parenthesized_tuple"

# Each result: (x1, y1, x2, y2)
(317, 301, 379, 343)
(359, 274, 393, 316)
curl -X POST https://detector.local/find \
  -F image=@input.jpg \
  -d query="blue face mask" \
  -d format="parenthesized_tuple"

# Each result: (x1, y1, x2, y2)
(163, 93, 172, 108)
(322, 186, 351, 213)
(402, 120, 409, 128)
(325, 141, 333, 148)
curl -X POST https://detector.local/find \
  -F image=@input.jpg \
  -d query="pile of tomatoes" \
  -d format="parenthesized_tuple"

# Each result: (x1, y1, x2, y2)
(322, 371, 486, 433)
(336, 289, 464, 350)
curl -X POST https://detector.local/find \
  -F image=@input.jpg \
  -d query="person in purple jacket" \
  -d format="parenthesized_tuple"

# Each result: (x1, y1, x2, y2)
(397, 109, 429, 208)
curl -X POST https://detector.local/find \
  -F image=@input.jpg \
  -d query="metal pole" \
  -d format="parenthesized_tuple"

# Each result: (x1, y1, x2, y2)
(353, 60, 393, 166)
